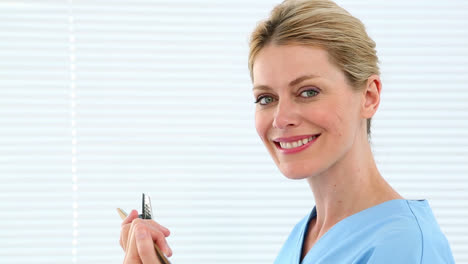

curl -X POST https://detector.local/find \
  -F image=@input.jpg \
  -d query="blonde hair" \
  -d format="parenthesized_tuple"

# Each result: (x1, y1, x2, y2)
(248, 0, 379, 135)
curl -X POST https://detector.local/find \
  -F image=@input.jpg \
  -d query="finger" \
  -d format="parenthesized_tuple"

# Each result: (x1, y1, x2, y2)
(133, 218, 170, 237)
(122, 209, 139, 226)
(155, 223, 171, 237)
(121, 221, 170, 251)
(122, 209, 170, 237)
(135, 226, 162, 264)
(120, 210, 139, 250)
(130, 219, 172, 257)
(119, 225, 130, 250)
(145, 220, 171, 237)
(123, 223, 142, 264)
(146, 225, 173, 257)
(120, 223, 130, 250)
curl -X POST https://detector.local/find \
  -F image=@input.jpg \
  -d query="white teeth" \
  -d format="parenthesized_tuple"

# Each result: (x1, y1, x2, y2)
(278, 135, 318, 149)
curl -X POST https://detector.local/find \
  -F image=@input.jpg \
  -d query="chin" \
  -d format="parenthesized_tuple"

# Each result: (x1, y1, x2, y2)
(278, 164, 318, 180)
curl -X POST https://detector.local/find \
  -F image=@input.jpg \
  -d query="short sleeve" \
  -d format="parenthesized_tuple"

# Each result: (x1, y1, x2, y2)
(363, 228, 423, 264)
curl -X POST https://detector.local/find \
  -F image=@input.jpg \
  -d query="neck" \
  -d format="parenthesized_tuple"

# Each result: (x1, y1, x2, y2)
(307, 133, 402, 232)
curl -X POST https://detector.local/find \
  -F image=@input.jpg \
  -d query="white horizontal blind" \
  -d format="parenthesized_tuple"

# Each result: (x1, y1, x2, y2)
(0, 1, 72, 263)
(0, 1, 467, 264)
(348, 2, 468, 262)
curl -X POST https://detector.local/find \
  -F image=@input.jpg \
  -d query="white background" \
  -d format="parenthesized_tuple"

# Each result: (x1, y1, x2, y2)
(0, 0, 467, 263)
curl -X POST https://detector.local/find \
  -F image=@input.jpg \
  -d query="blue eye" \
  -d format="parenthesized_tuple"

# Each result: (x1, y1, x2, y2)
(255, 95, 275, 105)
(300, 89, 319, 98)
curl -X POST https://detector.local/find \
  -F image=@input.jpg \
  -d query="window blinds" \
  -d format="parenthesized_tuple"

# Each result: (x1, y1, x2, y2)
(0, 0, 467, 263)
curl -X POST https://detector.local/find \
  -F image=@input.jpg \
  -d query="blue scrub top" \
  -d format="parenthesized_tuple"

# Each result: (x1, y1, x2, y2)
(274, 199, 455, 264)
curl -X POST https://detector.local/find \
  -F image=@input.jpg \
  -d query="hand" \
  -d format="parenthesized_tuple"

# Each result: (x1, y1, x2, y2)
(120, 209, 172, 263)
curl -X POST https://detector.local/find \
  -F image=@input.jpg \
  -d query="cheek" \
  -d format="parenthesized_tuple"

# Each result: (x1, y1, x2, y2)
(325, 101, 360, 138)
(255, 110, 270, 141)
(304, 106, 340, 133)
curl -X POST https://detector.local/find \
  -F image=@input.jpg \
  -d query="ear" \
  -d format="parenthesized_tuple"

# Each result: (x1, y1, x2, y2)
(361, 75, 382, 119)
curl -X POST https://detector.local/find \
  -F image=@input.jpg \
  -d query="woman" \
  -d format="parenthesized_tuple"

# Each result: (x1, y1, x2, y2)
(120, 0, 455, 263)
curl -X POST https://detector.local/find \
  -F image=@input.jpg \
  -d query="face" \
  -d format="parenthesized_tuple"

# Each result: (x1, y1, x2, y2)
(252, 44, 366, 180)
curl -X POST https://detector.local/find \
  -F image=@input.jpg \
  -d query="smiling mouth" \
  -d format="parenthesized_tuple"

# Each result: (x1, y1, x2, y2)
(273, 134, 321, 151)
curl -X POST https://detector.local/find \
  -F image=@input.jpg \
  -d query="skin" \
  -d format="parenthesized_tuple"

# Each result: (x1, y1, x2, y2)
(119, 43, 402, 262)
(120, 209, 172, 264)
(252, 44, 403, 261)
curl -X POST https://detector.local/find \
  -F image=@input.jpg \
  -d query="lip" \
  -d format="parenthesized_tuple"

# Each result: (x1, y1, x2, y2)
(273, 134, 321, 154)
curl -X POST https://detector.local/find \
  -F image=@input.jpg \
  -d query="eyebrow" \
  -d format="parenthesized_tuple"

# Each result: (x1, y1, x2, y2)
(252, 74, 319, 91)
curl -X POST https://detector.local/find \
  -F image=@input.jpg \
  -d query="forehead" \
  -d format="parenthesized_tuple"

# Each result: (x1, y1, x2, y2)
(252, 44, 344, 86)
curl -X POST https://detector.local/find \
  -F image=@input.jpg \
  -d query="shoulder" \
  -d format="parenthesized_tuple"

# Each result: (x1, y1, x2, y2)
(406, 200, 455, 263)
(362, 200, 455, 264)
(364, 221, 423, 263)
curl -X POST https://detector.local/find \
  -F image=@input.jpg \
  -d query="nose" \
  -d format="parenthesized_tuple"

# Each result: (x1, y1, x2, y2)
(272, 99, 301, 129)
